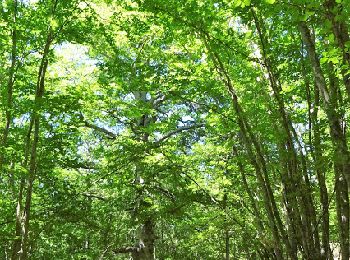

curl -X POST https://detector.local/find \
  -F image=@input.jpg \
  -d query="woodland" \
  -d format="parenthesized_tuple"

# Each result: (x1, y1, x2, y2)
(1, 0, 350, 259)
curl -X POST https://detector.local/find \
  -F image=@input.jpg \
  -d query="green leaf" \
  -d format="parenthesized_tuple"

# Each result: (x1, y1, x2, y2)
(320, 57, 328, 64)
(330, 57, 340, 64)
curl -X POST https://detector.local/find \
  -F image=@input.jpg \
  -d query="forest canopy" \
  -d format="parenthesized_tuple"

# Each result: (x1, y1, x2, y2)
(1, 0, 350, 259)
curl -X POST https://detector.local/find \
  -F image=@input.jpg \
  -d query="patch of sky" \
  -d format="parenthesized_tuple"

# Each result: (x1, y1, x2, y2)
(292, 122, 308, 154)
(228, 16, 248, 34)
(54, 42, 98, 68)
(13, 113, 31, 127)
(21, 0, 39, 5)
(179, 115, 194, 127)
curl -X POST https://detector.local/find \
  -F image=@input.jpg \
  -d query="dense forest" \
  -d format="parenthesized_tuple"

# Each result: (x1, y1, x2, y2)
(1, 0, 350, 259)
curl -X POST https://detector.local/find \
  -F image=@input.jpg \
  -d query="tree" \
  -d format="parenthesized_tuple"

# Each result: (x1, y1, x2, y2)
(1, 0, 350, 259)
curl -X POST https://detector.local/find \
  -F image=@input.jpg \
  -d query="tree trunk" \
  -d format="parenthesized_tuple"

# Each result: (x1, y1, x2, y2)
(232, 145, 265, 233)
(132, 220, 155, 260)
(299, 21, 350, 260)
(1, 0, 17, 158)
(11, 28, 52, 260)
(324, 0, 350, 99)
(252, 10, 321, 258)
(301, 44, 332, 260)
(223, 193, 230, 260)
(203, 36, 289, 259)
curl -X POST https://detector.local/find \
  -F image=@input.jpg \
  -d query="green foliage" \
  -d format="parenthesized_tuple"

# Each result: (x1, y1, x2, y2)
(1, 0, 350, 259)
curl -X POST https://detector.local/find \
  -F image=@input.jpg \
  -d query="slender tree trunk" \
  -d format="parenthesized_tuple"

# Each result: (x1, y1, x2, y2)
(11, 27, 52, 259)
(252, 9, 322, 258)
(232, 145, 265, 233)
(3, 1, 18, 254)
(301, 38, 332, 260)
(11, 116, 33, 260)
(225, 229, 230, 260)
(223, 193, 230, 260)
(324, 0, 350, 99)
(1, 0, 17, 150)
(21, 30, 51, 260)
(203, 37, 290, 259)
(299, 21, 350, 260)
(21, 117, 40, 260)
(305, 67, 332, 259)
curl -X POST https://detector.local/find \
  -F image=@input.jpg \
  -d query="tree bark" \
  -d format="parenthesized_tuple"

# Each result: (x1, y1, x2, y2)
(132, 220, 155, 260)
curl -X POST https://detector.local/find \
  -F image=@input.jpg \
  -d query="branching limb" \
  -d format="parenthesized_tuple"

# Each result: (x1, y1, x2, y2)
(79, 113, 117, 139)
(83, 121, 117, 139)
(155, 123, 205, 144)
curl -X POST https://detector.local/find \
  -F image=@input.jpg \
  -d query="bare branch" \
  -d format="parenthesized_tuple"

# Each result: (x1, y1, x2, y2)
(81, 193, 106, 201)
(155, 123, 205, 144)
(79, 112, 117, 139)
(113, 246, 138, 254)
(83, 120, 117, 139)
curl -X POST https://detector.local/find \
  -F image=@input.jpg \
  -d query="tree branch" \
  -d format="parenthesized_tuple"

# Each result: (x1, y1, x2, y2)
(84, 120, 117, 139)
(81, 193, 106, 201)
(79, 112, 117, 139)
(113, 246, 138, 254)
(155, 123, 205, 144)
